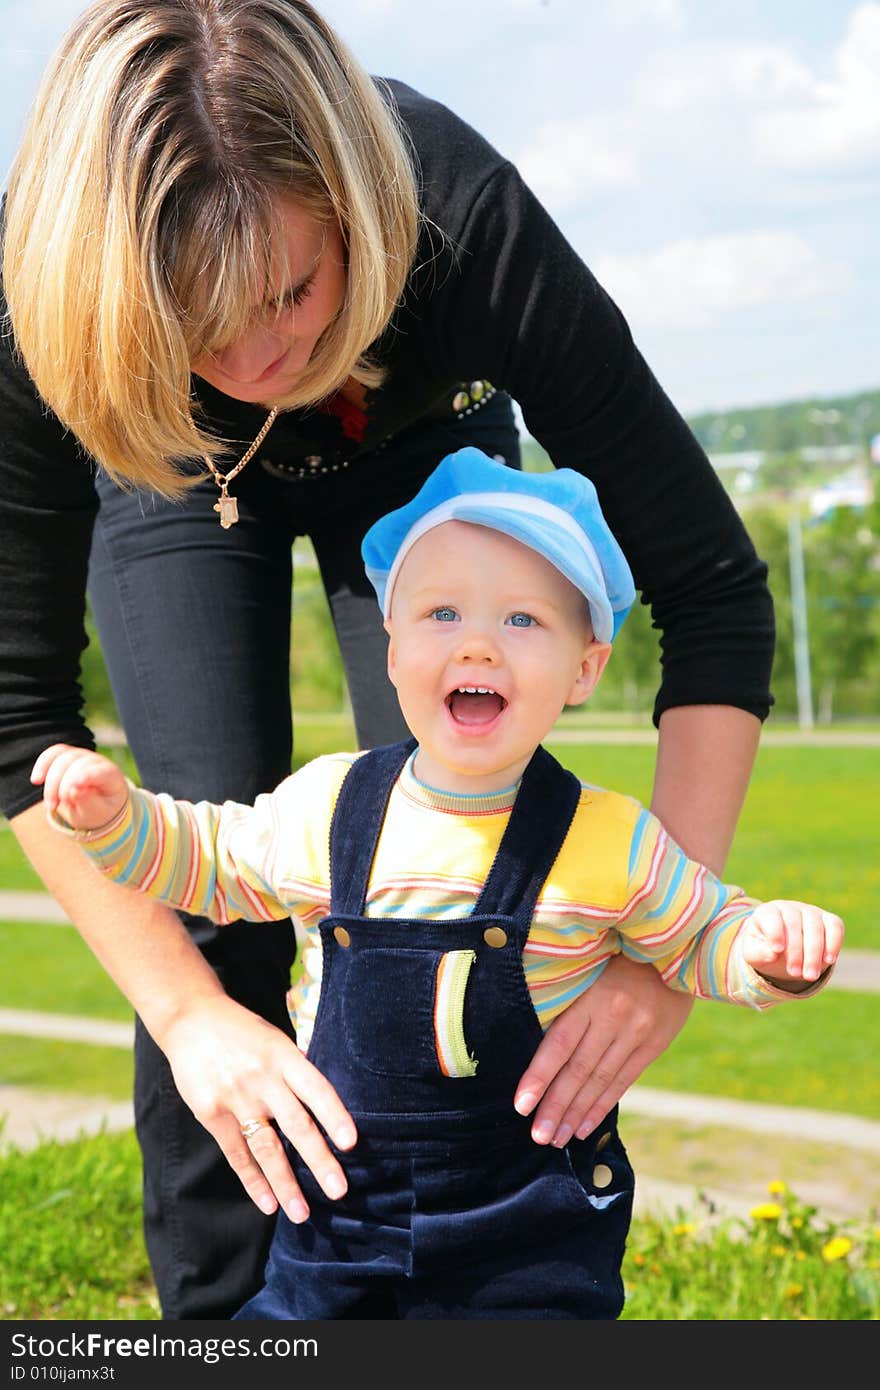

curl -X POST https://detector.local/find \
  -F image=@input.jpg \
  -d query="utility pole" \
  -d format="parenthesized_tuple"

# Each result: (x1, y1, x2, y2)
(787, 494, 814, 730)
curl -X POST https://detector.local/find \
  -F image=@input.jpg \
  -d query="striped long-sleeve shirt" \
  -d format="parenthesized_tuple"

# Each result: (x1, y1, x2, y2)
(73, 748, 824, 1052)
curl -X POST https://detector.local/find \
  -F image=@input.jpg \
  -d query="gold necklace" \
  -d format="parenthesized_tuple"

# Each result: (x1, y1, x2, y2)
(204, 407, 279, 528)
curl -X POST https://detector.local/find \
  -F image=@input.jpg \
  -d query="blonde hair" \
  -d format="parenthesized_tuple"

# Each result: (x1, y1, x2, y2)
(3, 0, 420, 495)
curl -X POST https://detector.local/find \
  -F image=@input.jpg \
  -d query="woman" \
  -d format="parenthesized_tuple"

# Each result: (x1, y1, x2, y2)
(0, 0, 774, 1319)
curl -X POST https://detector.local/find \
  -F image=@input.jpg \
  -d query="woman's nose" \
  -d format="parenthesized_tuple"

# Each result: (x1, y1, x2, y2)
(210, 317, 291, 384)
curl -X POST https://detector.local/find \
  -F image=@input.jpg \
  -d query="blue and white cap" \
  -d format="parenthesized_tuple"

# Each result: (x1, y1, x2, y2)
(362, 448, 635, 642)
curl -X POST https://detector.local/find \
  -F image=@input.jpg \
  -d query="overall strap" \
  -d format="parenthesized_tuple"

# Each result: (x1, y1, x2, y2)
(473, 746, 582, 924)
(328, 738, 417, 916)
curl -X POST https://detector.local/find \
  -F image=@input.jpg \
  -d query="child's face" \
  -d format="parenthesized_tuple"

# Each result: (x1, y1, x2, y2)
(385, 521, 611, 793)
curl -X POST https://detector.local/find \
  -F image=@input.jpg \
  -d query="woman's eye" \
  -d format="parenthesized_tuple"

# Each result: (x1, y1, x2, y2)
(507, 612, 535, 628)
(431, 607, 459, 623)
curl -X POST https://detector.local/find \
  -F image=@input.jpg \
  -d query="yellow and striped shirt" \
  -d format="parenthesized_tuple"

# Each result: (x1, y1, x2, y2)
(80, 749, 816, 1052)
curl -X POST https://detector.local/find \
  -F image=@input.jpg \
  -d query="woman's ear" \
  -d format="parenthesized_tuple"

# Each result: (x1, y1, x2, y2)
(566, 640, 612, 707)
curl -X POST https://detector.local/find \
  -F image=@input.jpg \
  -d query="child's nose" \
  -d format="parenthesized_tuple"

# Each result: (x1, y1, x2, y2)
(454, 626, 501, 664)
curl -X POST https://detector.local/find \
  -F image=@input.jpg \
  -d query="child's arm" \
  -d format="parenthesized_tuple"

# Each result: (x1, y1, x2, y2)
(32, 743, 292, 925)
(620, 808, 843, 1007)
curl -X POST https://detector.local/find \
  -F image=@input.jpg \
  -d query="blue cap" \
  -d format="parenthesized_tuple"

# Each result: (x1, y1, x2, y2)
(362, 448, 635, 642)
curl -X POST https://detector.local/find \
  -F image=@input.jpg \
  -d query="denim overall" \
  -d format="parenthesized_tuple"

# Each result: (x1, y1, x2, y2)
(236, 739, 635, 1320)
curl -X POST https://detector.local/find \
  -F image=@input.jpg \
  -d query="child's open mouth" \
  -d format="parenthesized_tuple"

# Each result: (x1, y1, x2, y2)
(446, 686, 508, 727)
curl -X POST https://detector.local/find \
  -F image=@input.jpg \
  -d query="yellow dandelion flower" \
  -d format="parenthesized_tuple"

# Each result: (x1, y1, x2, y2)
(784, 1284, 804, 1299)
(767, 1180, 787, 1195)
(672, 1222, 695, 1237)
(771, 1244, 786, 1256)
(650, 1263, 661, 1276)
(750, 1202, 783, 1221)
(634, 1253, 646, 1267)
(822, 1236, 853, 1263)
(795, 1250, 806, 1262)
(792, 1217, 804, 1229)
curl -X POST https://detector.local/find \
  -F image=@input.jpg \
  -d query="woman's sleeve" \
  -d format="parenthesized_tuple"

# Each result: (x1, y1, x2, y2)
(436, 161, 775, 724)
(0, 277, 99, 818)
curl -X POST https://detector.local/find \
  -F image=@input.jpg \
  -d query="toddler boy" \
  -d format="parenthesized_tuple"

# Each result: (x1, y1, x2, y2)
(33, 449, 843, 1320)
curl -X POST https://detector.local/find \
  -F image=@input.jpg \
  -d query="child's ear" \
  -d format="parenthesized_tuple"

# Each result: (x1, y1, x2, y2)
(566, 640, 612, 707)
(384, 617, 398, 688)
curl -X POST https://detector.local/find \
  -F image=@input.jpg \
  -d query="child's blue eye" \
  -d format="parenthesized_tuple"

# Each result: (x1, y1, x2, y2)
(507, 612, 535, 627)
(432, 607, 459, 622)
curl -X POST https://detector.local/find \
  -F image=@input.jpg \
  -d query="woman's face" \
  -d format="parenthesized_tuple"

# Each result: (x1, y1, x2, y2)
(190, 198, 347, 404)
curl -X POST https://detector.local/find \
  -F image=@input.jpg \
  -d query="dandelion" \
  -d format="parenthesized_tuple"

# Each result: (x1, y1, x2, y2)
(785, 1284, 804, 1299)
(822, 1236, 853, 1264)
(672, 1222, 694, 1237)
(750, 1202, 783, 1221)
(771, 1244, 786, 1257)
(767, 1180, 787, 1195)
(792, 1217, 804, 1229)
(633, 1253, 646, 1267)
(795, 1251, 806, 1262)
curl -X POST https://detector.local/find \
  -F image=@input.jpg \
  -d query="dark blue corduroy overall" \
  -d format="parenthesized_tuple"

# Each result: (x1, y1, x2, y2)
(235, 739, 635, 1320)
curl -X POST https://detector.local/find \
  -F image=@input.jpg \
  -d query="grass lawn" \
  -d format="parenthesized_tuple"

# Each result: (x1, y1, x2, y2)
(1, 1130, 876, 1321)
(1, 1036, 133, 1099)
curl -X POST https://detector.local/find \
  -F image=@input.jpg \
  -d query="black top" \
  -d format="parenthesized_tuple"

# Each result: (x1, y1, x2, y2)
(0, 80, 773, 819)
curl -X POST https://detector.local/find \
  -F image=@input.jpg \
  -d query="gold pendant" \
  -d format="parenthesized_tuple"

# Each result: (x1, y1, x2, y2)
(214, 492, 239, 529)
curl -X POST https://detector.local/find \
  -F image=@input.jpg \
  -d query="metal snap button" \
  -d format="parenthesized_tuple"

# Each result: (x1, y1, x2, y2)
(333, 926, 351, 948)
(592, 1164, 613, 1189)
(483, 927, 508, 948)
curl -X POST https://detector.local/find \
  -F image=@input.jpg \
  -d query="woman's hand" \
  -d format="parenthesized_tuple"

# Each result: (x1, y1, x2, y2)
(159, 996, 358, 1225)
(514, 954, 693, 1145)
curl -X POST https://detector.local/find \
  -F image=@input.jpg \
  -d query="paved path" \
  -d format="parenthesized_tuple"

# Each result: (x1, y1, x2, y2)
(548, 728, 880, 747)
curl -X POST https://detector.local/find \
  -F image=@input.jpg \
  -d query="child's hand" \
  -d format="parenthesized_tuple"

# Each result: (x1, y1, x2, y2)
(741, 899, 844, 988)
(31, 743, 129, 832)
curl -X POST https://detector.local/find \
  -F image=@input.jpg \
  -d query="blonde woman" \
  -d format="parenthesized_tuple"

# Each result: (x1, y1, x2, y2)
(1, 1, 774, 1319)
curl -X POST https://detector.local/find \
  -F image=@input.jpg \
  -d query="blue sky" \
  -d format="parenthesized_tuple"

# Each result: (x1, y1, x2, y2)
(3, 0, 878, 416)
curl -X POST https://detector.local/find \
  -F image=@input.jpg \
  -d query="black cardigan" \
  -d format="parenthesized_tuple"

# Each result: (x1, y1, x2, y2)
(0, 80, 773, 818)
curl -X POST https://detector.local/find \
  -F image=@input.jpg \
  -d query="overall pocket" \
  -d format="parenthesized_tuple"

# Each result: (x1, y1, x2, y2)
(342, 947, 477, 1079)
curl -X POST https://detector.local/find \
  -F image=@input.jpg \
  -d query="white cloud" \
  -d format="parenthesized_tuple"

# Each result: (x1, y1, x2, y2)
(516, 116, 639, 210)
(753, 4, 880, 170)
(635, 43, 815, 112)
(592, 231, 849, 330)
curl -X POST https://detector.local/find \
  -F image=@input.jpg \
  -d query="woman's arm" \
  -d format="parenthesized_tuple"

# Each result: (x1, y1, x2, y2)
(651, 705, 761, 874)
(10, 801, 356, 1222)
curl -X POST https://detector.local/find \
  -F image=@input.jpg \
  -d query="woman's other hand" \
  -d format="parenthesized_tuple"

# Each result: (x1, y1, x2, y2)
(514, 954, 692, 1145)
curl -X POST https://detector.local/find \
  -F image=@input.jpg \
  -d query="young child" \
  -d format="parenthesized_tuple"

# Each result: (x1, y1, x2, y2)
(33, 449, 843, 1321)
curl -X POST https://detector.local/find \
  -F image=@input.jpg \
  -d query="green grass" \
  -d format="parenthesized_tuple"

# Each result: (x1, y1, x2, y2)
(640, 988, 880, 1118)
(0, 827, 44, 891)
(0, 1130, 875, 1320)
(0, 921, 132, 1019)
(0, 1037, 133, 1098)
(0, 1129, 157, 1320)
(620, 1184, 880, 1320)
